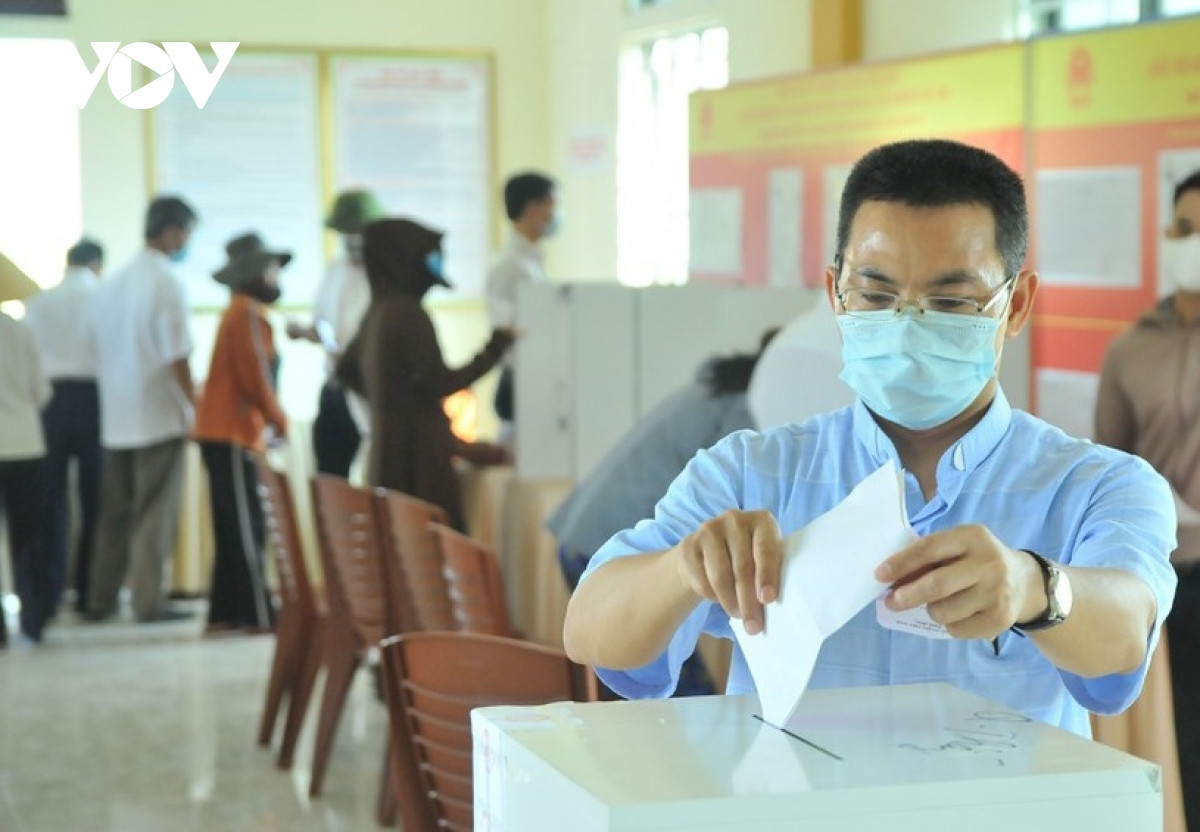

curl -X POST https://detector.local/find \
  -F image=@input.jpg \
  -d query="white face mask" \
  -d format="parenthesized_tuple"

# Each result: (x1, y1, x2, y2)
(1162, 235, 1200, 293)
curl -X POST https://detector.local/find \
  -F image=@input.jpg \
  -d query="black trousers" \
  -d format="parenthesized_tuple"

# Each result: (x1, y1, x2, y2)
(1169, 565, 1200, 830)
(199, 442, 273, 630)
(1, 457, 49, 641)
(313, 381, 360, 478)
(41, 379, 102, 612)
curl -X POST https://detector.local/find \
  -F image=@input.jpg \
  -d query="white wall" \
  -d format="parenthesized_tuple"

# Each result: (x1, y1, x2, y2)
(863, 0, 1018, 61)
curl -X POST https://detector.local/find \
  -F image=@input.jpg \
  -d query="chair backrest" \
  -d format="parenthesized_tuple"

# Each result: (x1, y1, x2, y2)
(427, 522, 513, 637)
(379, 632, 596, 832)
(253, 458, 316, 618)
(310, 475, 392, 646)
(374, 490, 455, 632)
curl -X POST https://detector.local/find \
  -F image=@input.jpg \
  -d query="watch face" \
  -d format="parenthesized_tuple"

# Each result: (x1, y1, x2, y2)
(1052, 566, 1074, 620)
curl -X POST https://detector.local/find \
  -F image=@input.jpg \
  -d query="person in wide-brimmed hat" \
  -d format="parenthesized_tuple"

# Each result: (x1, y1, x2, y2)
(194, 232, 291, 634)
(212, 232, 291, 304)
(286, 189, 384, 478)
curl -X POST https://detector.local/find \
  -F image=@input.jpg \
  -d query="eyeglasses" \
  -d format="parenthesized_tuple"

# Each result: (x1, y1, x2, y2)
(835, 275, 1017, 319)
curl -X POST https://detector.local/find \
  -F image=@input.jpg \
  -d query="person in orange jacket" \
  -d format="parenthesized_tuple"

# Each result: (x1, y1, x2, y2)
(194, 233, 290, 634)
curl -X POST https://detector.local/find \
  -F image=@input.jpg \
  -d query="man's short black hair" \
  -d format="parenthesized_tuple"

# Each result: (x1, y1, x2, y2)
(504, 172, 555, 221)
(145, 196, 198, 239)
(836, 139, 1028, 279)
(67, 238, 104, 267)
(1173, 171, 1200, 206)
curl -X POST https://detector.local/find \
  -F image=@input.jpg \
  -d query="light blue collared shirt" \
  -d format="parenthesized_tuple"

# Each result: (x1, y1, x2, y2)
(582, 391, 1178, 736)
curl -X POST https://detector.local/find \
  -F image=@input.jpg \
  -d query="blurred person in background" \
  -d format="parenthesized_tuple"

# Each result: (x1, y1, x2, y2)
(86, 196, 197, 624)
(1095, 169, 1200, 829)
(194, 233, 291, 635)
(338, 218, 513, 531)
(23, 238, 105, 615)
(0, 306, 51, 644)
(485, 171, 558, 444)
(288, 189, 383, 477)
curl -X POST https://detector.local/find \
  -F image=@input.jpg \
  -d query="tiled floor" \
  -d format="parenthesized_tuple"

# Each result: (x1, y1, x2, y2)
(0, 606, 390, 832)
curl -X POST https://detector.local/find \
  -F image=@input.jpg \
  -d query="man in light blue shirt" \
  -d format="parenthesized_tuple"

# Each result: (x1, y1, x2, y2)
(563, 139, 1177, 737)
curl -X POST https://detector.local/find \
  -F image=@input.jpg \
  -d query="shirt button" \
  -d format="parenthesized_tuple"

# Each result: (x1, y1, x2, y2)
(952, 445, 966, 471)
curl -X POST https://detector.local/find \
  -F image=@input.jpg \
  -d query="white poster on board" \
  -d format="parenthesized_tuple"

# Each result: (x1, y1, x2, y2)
(1158, 148, 1200, 298)
(689, 188, 743, 274)
(153, 53, 324, 309)
(768, 168, 803, 288)
(331, 57, 491, 298)
(1035, 167, 1142, 288)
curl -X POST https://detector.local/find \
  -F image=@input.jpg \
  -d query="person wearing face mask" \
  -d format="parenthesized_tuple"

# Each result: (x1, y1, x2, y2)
(194, 233, 291, 635)
(288, 189, 383, 478)
(337, 218, 515, 531)
(563, 140, 1177, 739)
(86, 196, 199, 624)
(1096, 170, 1200, 827)
(485, 171, 558, 444)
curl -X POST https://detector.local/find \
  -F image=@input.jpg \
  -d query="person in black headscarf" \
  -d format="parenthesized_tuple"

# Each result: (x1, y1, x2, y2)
(337, 218, 514, 530)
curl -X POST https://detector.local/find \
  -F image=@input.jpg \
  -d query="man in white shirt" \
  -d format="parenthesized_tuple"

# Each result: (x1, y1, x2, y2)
(86, 197, 197, 623)
(287, 189, 382, 476)
(0, 308, 51, 644)
(485, 171, 557, 440)
(22, 239, 105, 615)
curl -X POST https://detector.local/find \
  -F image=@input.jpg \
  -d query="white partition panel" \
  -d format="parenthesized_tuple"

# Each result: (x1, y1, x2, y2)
(514, 283, 573, 479)
(637, 286, 812, 418)
(572, 285, 638, 481)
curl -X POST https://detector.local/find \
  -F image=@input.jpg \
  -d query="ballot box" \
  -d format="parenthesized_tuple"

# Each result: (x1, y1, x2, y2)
(472, 683, 1161, 832)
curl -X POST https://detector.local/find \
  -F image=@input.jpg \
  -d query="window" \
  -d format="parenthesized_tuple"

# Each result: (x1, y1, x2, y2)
(1161, 0, 1200, 13)
(0, 38, 82, 317)
(1018, 0, 1140, 35)
(617, 26, 728, 287)
(1018, 0, 1200, 35)
(625, 0, 672, 11)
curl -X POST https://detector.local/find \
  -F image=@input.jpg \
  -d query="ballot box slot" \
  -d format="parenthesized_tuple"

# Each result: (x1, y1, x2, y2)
(751, 713, 843, 761)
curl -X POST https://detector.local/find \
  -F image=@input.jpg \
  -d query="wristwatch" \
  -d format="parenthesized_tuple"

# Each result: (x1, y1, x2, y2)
(1011, 550, 1073, 633)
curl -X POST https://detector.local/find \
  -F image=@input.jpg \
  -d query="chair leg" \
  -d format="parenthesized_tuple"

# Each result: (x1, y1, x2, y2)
(258, 611, 300, 747)
(376, 741, 398, 827)
(308, 618, 361, 797)
(277, 614, 323, 770)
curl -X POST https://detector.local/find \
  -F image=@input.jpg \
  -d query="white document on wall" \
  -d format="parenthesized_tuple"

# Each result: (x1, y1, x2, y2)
(768, 167, 803, 288)
(153, 52, 324, 309)
(689, 187, 743, 274)
(330, 56, 491, 298)
(1036, 167, 1142, 288)
(731, 462, 918, 728)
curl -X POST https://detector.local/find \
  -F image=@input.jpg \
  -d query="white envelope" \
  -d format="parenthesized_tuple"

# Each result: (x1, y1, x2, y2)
(731, 461, 919, 728)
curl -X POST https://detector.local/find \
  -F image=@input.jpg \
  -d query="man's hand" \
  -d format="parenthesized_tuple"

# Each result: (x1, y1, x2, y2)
(460, 441, 510, 467)
(673, 509, 783, 636)
(876, 526, 1044, 640)
(285, 320, 316, 342)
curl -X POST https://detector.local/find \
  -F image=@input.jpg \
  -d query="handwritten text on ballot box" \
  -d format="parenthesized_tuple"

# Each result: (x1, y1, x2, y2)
(472, 683, 1162, 832)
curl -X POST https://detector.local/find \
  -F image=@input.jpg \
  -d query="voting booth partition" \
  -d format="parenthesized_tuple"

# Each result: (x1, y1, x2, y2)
(513, 283, 817, 482)
(473, 685, 1163, 832)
